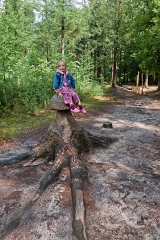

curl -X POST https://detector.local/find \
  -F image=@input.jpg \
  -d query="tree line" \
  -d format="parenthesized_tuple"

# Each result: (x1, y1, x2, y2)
(0, 0, 160, 116)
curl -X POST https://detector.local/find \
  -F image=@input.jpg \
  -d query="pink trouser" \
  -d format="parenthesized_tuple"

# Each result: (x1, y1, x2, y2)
(61, 86, 80, 105)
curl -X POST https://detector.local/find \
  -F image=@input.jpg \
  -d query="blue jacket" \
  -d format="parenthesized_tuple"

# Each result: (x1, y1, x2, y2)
(53, 71, 76, 90)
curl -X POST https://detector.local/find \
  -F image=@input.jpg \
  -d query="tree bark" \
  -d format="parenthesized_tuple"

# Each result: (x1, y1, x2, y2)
(144, 71, 149, 88)
(111, 48, 116, 88)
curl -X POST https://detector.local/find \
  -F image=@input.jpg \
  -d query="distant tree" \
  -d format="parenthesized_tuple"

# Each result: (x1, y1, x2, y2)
(123, 0, 160, 89)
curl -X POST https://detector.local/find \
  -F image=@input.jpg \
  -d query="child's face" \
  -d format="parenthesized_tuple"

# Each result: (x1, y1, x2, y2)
(58, 62, 66, 73)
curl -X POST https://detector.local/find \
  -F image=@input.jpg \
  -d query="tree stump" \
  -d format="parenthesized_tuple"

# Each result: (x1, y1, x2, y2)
(102, 122, 113, 128)
(0, 95, 116, 240)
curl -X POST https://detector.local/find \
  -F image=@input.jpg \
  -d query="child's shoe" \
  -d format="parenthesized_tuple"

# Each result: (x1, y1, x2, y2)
(80, 108, 87, 114)
(71, 108, 81, 113)
(79, 105, 87, 114)
(70, 104, 80, 113)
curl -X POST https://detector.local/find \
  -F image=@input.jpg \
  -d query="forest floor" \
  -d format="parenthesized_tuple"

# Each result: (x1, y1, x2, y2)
(0, 85, 160, 240)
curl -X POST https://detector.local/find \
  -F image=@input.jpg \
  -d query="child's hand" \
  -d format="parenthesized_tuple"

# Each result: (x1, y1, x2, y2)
(58, 92, 63, 97)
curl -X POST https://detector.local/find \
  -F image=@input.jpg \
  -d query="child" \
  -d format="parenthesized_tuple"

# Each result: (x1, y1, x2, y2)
(53, 60, 86, 114)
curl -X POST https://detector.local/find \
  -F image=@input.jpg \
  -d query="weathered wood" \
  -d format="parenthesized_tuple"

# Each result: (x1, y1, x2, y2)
(0, 151, 31, 166)
(50, 94, 70, 110)
(69, 154, 88, 240)
(0, 96, 116, 240)
(49, 109, 82, 143)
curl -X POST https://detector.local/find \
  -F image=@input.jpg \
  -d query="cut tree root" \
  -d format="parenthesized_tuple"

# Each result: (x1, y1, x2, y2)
(0, 108, 117, 240)
(0, 152, 32, 167)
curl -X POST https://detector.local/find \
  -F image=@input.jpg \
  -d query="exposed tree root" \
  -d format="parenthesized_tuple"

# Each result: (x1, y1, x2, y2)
(0, 152, 32, 167)
(0, 109, 117, 240)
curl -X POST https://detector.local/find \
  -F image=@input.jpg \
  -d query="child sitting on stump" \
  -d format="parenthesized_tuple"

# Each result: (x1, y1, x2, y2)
(53, 60, 86, 114)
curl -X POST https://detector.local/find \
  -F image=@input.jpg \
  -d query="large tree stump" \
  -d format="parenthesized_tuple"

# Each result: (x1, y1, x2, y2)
(0, 95, 116, 240)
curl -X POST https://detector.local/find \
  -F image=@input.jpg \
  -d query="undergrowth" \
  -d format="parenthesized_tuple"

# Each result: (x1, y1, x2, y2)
(0, 85, 113, 141)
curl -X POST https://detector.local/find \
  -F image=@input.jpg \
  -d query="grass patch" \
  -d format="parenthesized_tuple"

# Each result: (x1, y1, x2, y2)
(84, 95, 111, 109)
(84, 85, 118, 109)
(0, 110, 55, 141)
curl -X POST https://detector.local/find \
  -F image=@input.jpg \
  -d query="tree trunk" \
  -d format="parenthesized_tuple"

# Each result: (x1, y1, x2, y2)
(158, 73, 160, 91)
(144, 71, 149, 88)
(136, 71, 140, 88)
(111, 48, 116, 88)
(61, 17, 65, 56)
(141, 73, 144, 94)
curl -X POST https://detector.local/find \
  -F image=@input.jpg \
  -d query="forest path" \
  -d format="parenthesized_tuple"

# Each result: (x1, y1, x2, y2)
(0, 86, 160, 240)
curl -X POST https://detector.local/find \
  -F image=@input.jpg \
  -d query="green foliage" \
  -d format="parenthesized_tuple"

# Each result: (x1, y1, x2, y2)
(0, 0, 159, 118)
(121, 0, 160, 80)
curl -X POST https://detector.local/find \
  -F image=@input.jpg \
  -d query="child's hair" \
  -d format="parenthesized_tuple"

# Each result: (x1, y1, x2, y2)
(58, 59, 67, 68)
